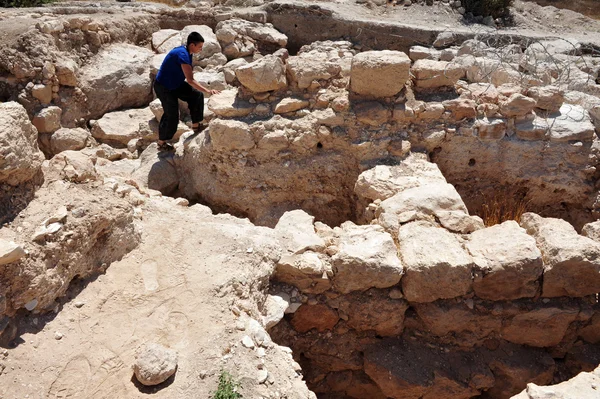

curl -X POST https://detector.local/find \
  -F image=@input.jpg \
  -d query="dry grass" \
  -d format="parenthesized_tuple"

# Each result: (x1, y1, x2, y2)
(479, 189, 530, 226)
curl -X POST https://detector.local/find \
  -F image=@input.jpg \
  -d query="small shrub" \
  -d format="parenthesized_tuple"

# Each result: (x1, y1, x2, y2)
(0, 0, 54, 7)
(479, 189, 529, 226)
(212, 371, 242, 399)
(462, 0, 514, 18)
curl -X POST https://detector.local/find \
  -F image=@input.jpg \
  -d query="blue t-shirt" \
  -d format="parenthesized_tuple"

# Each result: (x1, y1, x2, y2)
(156, 46, 192, 90)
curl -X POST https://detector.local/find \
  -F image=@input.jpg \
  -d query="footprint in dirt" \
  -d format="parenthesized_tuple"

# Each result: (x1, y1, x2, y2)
(47, 355, 91, 398)
(140, 259, 159, 291)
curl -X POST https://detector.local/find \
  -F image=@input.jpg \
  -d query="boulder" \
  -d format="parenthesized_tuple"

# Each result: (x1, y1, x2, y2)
(274, 98, 309, 114)
(500, 94, 537, 117)
(350, 51, 410, 98)
(90, 108, 155, 147)
(0, 102, 45, 186)
(32, 106, 62, 134)
(208, 118, 254, 151)
(262, 294, 289, 329)
(399, 221, 474, 303)
(235, 55, 287, 93)
(411, 59, 465, 89)
(408, 45, 441, 62)
(520, 213, 600, 297)
(151, 29, 180, 54)
(354, 154, 446, 202)
(337, 291, 409, 336)
(223, 58, 248, 84)
(54, 56, 78, 86)
(331, 222, 403, 294)
(466, 221, 543, 300)
(274, 251, 332, 294)
(582, 221, 600, 243)
(193, 70, 228, 92)
(69, 44, 154, 124)
(131, 145, 179, 195)
(50, 128, 91, 154)
(475, 118, 507, 140)
(133, 343, 178, 386)
(215, 19, 287, 59)
(515, 117, 549, 141)
(287, 53, 342, 89)
(274, 210, 325, 254)
(502, 306, 580, 347)
(376, 182, 469, 232)
(0, 239, 26, 266)
(32, 84, 52, 105)
(46, 151, 97, 183)
(442, 98, 477, 120)
(207, 88, 253, 118)
(511, 366, 600, 399)
(546, 104, 595, 142)
(527, 86, 564, 112)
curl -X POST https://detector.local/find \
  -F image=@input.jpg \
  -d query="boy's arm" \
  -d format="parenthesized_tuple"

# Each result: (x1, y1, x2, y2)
(181, 64, 220, 95)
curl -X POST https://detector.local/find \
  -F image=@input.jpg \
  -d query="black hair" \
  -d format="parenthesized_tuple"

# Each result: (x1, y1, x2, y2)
(187, 32, 205, 47)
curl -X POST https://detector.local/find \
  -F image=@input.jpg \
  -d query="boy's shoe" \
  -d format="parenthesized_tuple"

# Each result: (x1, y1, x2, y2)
(158, 142, 175, 152)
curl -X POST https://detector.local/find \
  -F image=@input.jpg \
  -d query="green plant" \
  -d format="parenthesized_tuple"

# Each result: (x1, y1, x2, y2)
(212, 371, 242, 399)
(0, 0, 54, 7)
(462, 0, 514, 18)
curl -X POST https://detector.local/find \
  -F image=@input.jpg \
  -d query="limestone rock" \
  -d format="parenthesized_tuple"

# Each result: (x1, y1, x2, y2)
(376, 183, 469, 231)
(467, 221, 543, 301)
(32, 84, 52, 105)
(32, 106, 62, 134)
(151, 29, 180, 54)
(511, 366, 600, 399)
(131, 145, 179, 195)
(351, 51, 410, 98)
(274, 251, 332, 294)
(262, 294, 289, 329)
(235, 55, 287, 93)
(475, 118, 507, 140)
(287, 53, 342, 89)
(193, 70, 227, 92)
(0, 240, 26, 266)
(207, 89, 253, 118)
(51, 128, 91, 154)
(433, 31, 456, 48)
(337, 291, 409, 336)
(91, 108, 155, 147)
(71, 44, 154, 124)
(223, 58, 248, 84)
(546, 104, 595, 142)
(274, 98, 309, 114)
(515, 117, 549, 141)
(408, 45, 441, 62)
(290, 304, 338, 333)
(55, 56, 78, 86)
(215, 19, 287, 59)
(520, 213, 600, 297)
(500, 94, 537, 117)
(442, 98, 477, 120)
(275, 210, 325, 255)
(331, 222, 403, 294)
(133, 343, 178, 386)
(412, 59, 465, 89)
(354, 154, 447, 202)
(208, 119, 254, 151)
(582, 221, 600, 242)
(527, 86, 564, 112)
(47, 151, 97, 183)
(0, 102, 45, 186)
(436, 210, 484, 234)
(399, 221, 474, 303)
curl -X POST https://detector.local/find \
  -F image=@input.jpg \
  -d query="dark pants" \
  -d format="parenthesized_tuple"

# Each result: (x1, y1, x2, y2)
(153, 81, 204, 141)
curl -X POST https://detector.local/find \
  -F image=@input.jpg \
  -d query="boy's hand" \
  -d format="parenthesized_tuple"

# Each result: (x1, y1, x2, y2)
(208, 89, 221, 95)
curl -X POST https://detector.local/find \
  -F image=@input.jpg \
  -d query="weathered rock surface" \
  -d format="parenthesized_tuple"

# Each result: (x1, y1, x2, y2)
(0, 102, 45, 186)
(32, 106, 62, 134)
(466, 221, 543, 300)
(235, 55, 287, 93)
(133, 343, 178, 386)
(50, 127, 91, 154)
(351, 51, 410, 98)
(412, 59, 465, 89)
(90, 107, 155, 147)
(520, 213, 600, 297)
(399, 221, 473, 302)
(331, 222, 403, 294)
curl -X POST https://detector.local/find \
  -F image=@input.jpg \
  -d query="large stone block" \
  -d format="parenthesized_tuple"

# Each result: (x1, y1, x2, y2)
(466, 221, 543, 300)
(350, 51, 410, 98)
(399, 221, 474, 302)
(208, 118, 255, 151)
(520, 213, 600, 297)
(235, 55, 287, 93)
(331, 222, 403, 294)
(412, 59, 465, 89)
